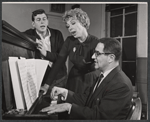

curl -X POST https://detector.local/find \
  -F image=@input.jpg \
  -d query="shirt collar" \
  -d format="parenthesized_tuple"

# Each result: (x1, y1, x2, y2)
(47, 29, 51, 37)
(36, 28, 51, 39)
(101, 66, 117, 78)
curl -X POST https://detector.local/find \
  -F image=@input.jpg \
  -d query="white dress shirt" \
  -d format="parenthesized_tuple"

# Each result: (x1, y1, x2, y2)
(36, 29, 53, 67)
(93, 67, 116, 93)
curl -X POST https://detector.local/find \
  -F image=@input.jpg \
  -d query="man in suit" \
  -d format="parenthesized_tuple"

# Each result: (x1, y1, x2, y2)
(41, 37, 133, 120)
(23, 9, 67, 89)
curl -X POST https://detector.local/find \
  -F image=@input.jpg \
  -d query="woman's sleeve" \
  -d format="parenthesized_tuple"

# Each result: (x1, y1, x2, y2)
(44, 37, 70, 86)
(59, 37, 71, 57)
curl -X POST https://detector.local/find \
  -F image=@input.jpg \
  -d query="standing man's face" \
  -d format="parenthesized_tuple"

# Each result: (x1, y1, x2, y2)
(32, 13, 48, 33)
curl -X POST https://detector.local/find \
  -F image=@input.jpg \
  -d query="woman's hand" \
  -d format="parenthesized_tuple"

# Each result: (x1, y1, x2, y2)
(40, 84, 49, 95)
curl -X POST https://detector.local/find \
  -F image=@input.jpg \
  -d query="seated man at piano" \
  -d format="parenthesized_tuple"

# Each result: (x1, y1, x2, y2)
(23, 9, 67, 89)
(41, 38, 133, 120)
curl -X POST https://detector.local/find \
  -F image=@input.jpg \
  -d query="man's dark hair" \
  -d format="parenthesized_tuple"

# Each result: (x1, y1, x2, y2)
(32, 9, 48, 21)
(99, 38, 122, 61)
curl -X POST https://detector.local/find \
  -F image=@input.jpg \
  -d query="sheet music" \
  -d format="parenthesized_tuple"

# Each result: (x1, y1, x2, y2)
(26, 59, 38, 102)
(8, 57, 26, 109)
(17, 59, 49, 110)
(9, 57, 49, 110)
(17, 60, 33, 110)
(34, 59, 49, 91)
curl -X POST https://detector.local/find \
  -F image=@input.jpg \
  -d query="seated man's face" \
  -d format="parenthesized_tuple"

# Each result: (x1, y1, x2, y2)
(32, 13, 48, 33)
(92, 43, 109, 71)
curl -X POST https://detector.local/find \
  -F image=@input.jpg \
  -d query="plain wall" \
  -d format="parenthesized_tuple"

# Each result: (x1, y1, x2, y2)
(136, 4, 148, 117)
(79, 4, 105, 38)
(137, 4, 148, 58)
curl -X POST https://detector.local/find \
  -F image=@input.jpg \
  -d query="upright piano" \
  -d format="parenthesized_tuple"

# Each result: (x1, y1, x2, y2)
(2, 20, 58, 120)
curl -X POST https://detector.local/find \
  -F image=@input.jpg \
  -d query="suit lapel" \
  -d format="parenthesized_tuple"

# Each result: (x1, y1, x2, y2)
(85, 77, 99, 105)
(34, 29, 41, 40)
(86, 66, 121, 106)
(49, 28, 55, 52)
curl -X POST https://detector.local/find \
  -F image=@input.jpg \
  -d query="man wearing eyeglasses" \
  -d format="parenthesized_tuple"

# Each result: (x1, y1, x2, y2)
(41, 38, 133, 120)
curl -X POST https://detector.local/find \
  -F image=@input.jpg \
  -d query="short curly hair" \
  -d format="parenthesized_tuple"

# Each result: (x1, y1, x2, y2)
(62, 8, 90, 30)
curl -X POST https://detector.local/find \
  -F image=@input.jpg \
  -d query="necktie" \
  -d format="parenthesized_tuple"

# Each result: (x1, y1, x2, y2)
(93, 74, 104, 93)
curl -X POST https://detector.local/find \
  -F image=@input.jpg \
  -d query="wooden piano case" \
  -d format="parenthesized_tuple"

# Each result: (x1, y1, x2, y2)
(2, 20, 57, 120)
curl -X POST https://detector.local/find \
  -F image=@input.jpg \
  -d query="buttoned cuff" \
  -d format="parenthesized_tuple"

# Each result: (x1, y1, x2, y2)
(44, 84, 49, 90)
(61, 89, 68, 101)
(68, 103, 72, 114)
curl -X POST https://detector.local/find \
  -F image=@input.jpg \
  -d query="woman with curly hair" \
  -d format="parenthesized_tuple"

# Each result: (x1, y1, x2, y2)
(41, 8, 99, 94)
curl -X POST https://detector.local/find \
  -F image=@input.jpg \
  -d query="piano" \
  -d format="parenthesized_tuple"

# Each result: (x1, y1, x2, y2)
(2, 20, 58, 120)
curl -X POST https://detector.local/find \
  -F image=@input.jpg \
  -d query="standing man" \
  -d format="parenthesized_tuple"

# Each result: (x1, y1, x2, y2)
(41, 38, 133, 120)
(23, 9, 67, 89)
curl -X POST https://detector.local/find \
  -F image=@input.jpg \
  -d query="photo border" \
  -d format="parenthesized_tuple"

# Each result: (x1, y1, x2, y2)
(1, 1, 149, 122)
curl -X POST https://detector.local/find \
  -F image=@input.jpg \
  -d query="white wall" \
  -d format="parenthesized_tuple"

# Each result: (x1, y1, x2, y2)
(79, 4, 104, 38)
(137, 4, 148, 58)
(2, 4, 48, 31)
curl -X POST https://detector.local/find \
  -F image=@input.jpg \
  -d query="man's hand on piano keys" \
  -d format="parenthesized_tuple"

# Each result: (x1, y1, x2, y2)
(50, 86, 68, 101)
(41, 103, 72, 115)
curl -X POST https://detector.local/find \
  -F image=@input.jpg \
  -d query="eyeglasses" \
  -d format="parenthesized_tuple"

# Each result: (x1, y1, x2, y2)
(93, 50, 113, 57)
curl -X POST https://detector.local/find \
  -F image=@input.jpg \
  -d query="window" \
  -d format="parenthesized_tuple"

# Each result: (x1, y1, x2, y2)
(50, 4, 65, 13)
(106, 4, 138, 86)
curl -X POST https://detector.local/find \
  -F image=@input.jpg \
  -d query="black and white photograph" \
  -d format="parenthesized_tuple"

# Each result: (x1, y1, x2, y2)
(2, 2, 148, 120)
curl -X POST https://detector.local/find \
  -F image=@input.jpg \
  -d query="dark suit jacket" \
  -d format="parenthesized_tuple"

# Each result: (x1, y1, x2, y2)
(23, 27, 67, 85)
(66, 66, 133, 120)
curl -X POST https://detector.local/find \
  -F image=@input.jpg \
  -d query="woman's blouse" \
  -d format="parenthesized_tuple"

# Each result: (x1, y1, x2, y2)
(45, 34, 99, 85)
(60, 34, 99, 73)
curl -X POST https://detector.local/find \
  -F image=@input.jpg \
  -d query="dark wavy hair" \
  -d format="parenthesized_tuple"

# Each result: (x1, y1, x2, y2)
(32, 9, 48, 21)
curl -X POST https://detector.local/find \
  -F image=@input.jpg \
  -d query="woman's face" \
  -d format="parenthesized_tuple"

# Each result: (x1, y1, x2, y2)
(65, 17, 85, 38)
